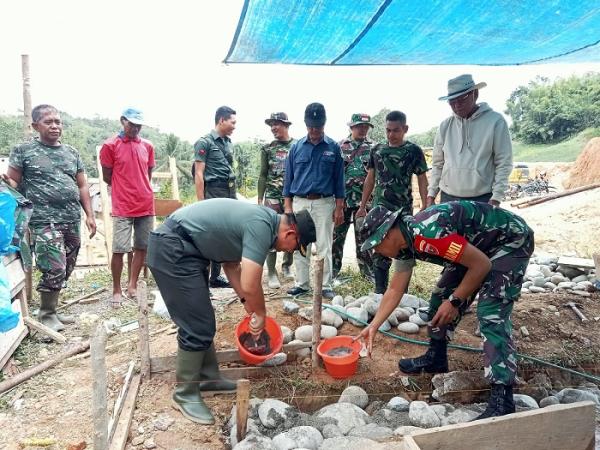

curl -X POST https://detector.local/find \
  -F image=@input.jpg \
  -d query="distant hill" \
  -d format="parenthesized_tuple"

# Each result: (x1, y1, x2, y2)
(512, 128, 600, 162)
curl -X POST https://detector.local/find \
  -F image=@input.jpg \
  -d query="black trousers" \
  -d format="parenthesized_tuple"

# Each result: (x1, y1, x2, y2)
(146, 224, 214, 351)
(440, 191, 492, 203)
(204, 181, 237, 280)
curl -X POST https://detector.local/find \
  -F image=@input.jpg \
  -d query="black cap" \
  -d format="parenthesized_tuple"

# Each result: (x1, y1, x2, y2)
(288, 210, 316, 257)
(304, 102, 326, 127)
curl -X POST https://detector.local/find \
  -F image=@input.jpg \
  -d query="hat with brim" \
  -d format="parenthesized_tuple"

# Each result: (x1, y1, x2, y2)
(360, 206, 414, 255)
(438, 74, 487, 101)
(265, 112, 292, 126)
(348, 113, 374, 128)
(291, 210, 316, 257)
(121, 107, 145, 125)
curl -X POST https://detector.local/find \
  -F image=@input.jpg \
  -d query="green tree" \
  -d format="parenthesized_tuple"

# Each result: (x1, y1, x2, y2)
(408, 127, 437, 147)
(0, 115, 25, 156)
(370, 108, 391, 144)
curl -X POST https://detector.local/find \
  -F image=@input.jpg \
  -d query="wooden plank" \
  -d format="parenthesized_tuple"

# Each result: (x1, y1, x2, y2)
(593, 253, 600, 275)
(398, 436, 422, 450)
(4, 255, 26, 299)
(0, 327, 28, 370)
(91, 326, 109, 450)
(150, 342, 312, 374)
(154, 199, 182, 217)
(410, 401, 595, 450)
(169, 157, 180, 201)
(23, 317, 66, 344)
(138, 281, 150, 379)
(56, 287, 107, 312)
(235, 379, 250, 442)
(108, 361, 135, 443)
(557, 256, 595, 269)
(152, 366, 276, 382)
(108, 374, 141, 450)
(96, 145, 113, 263)
(312, 257, 324, 369)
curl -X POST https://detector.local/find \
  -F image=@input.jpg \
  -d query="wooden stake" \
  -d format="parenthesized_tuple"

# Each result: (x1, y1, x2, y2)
(108, 361, 135, 443)
(56, 287, 107, 312)
(235, 379, 250, 443)
(91, 325, 109, 450)
(516, 183, 600, 208)
(23, 317, 66, 344)
(169, 156, 180, 200)
(21, 55, 33, 301)
(108, 374, 141, 450)
(311, 256, 324, 369)
(0, 341, 90, 394)
(96, 146, 113, 264)
(138, 280, 150, 379)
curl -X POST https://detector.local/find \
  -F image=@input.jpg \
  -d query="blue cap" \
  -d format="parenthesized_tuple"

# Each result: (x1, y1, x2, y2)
(121, 107, 145, 125)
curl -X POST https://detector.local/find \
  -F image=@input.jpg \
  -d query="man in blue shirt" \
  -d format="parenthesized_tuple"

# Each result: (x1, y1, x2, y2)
(283, 103, 345, 299)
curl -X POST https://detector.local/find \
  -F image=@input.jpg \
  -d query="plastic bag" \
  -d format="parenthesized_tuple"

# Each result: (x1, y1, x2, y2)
(0, 261, 20, 332)
(0, 191, 18, 255)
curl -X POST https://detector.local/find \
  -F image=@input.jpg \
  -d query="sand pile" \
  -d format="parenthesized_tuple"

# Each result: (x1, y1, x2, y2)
(564, 137, 600, 189)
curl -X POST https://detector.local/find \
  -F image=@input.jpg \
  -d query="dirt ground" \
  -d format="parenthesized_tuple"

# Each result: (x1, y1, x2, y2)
(1, 162, 599, 450)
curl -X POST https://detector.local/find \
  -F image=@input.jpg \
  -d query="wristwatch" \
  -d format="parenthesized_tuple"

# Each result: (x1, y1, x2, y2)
(447, 294, 464, 308)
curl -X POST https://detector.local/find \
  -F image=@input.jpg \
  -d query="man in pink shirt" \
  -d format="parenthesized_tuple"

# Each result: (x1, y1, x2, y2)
(100, 108, 155, 307)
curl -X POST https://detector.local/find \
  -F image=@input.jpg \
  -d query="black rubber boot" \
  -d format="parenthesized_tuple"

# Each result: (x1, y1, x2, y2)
(172, 349, 215, 424)
(39, 291, 65, 332)
(198, 344, 236, 393)
(374, 267, 389, 294)
(398, 339, 449, 374)
(473, 384, 515, 420)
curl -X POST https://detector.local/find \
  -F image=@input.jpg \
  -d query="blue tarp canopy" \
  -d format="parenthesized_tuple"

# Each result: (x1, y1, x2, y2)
(224, 0, 600, 65)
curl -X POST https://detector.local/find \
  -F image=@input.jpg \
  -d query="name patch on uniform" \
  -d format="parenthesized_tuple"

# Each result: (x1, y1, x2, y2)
(414, 233, 467, 262)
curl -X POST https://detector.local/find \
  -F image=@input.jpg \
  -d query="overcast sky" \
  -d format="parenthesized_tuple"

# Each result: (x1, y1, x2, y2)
(2, 0, 599, 144)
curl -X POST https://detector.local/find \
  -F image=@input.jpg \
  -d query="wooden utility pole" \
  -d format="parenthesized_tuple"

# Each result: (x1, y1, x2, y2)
(311, 257, 324, 369)
(21, 55, 33, 301)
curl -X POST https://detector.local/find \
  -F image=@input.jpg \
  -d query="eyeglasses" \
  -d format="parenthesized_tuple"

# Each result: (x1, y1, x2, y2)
(448, 91, 473, 105)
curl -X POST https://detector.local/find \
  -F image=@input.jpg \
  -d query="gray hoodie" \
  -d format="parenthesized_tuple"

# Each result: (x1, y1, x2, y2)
(428, 103, 513, 203)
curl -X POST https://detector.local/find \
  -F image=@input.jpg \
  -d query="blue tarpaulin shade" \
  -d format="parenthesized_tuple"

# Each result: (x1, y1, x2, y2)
(224, 0, 600, 65)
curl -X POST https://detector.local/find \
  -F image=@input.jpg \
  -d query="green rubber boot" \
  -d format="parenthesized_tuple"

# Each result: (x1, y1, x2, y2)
(199, 344, 236, 393)
(39, 291, 65, 332)
(266, 252, 281, 289)
(172, 349, 215, 424)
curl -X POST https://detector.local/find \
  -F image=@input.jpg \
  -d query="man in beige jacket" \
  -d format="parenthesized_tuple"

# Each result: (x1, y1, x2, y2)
(427, 74, 512, 207)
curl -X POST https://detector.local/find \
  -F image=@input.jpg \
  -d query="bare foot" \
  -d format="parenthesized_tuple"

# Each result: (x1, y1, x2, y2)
(110, 293, 123, 309)
(126, 289, 137, 300)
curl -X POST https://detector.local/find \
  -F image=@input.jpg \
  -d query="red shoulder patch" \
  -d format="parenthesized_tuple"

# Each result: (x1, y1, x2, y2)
(199, 149, 206, 155)
(414, 233, 467, 262)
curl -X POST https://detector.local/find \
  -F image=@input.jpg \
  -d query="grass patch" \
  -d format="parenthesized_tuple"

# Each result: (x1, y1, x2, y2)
(512, 127, 600, 162)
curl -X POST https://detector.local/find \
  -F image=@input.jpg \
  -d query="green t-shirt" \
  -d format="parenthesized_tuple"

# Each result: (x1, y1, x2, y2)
(170, 198, 280, 265)
(9, 139, 84, 224)
(193, 130, 235, 183)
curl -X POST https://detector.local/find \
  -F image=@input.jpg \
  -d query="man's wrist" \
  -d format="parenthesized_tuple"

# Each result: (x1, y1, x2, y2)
(447, 294, 465, 308)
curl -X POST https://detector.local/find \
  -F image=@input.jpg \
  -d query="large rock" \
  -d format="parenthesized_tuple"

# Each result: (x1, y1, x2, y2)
(332, 295, 345, 307)
(400, 294, 422, 309)
(272, 426, 323, 450)
(283, 301, 300, 314)
(348, 423, 393, 441)
(550, 274, 569, 285)
(338, 386, 369, 409)
(319, 436, 385, 450)
(431, 371, 489, 403)
(280, 326, 293, 344)
(314, 403, 369, 434)
(298, 307, 313, 321)
(409, 314, 428, 326)
(346, 307, 368, 327)
(260, 353, 287, 367)
(395, 308, 412, 322)
(288, 339, 311, 358)
(322, 309, 343, 328)
(430, 403, 478, 425)
(258, 399, 292, 428)
(321, 325, 338, 339)
(556, 388, 599, 405)
(556, 281, 576, 290)
(397, 322, 420, 334)
(539, 396, 560, 408)
(295, 325, 313, 342)
(387, 312, 399, 327)
(233, 434, 276, 450)
(409, 401, 441, 428)
(513, 394, 539, 409)
(378, 320, 391, 332)
(556, 265, 585, 279)
(393, 425, 424, 436)
(387, 396, 410, 412)
(364, 299, 380, 317)
(370, 408, 412, 429)
(321, 424, 344, 439)
(532, 277, 546, 287)
(343, 295, 356, 306)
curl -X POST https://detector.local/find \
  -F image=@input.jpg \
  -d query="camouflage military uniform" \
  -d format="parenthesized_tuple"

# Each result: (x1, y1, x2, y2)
(9, 139, 84, 292)
(394, 201, 535, 385)
(369, 141, 428, 286)
(332, 137, 374, 279)
(258, 138, 294, 269)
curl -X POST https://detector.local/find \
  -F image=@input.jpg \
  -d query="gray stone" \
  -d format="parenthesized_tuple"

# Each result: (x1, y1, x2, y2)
(260, 353, 287, 367)
(547, 305, 558, 312)
(513, 394, 539, 409)
(419, 299, 430, 308)
(370, 408, 411, 429)
(345, 301, 362, 309)
(152, 414, 175, 431)
(348, 423, 393, 441)
(295, 325, 313, 342)
(332, 295, 345, 307)
(527, 270, 543, 279)
(409, 401, 441, 428)
(409, 314, 428, 326)
(321, 325, 338, 339)
(288, 339, 311, 357)
(395, 308, 412, 321)
(143, 437, 157, 449)
(319, 436, 383, 450)
(321, 424, 343, 439)
(520, 326, 530, 337)
(431, 371, 488, 403)
(338, 386, 369, 409)
(572, 290, 591, 297)
(539, 396, 560, 408)
(234, 434, 276, 450)
(272, 426, 323, 450)
(393, 425, 424, 436)
(572, 274, 589, 283)
(322, 309, 343, 328)
(131, 436, 145, 446)
(258, 399, 292, 428)
(283, 301, 300, 314)
(522, 281, 533, 289)
(400, 294, 422, 309)
(378, 320, 391, 332)
(387, 396, 410, 412)
(387, 312, 399, 327)
(346, 307, 368, 327)
(556, 265, 584, 279)
(528, 286, 546, 293)
(327, 305, 347, 317)
(298, 307, 313, 321)
(536, 255, 558, 265)
(543, 282, 557, 290)
(445, 407, 479, 424)
(556, 388, 599, 405)
(314, 403, 369, 434)
(364, 299, 379, 317)
(551, 274, 569, 285)
(280, 326, 293, 344)
(343, 295, 356, 306)
(398, 322, 420, 334)
(403, 307, 416, 315)
(365, 401, 386, 415)
(521, 288, 530, 294)
(540, 265, 554, 277)
(533, 277, 546, 287)
(575, 281, 593, 290)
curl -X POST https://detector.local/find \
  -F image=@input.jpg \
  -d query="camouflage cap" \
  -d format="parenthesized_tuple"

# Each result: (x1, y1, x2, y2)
(360, 206, 414, 255)
(348, 113, 373, 128)
(265, 112, 292, 126)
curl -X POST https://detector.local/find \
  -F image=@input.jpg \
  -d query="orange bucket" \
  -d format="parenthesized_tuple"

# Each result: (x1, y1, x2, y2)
(317, 336, 362, 379)
(235, 316, 284, 365)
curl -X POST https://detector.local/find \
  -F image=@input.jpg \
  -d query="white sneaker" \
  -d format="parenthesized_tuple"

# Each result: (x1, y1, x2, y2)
(268, 273, 281, 289)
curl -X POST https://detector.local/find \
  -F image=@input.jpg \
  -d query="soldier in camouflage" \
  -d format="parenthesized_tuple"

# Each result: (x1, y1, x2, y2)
(332, 113, 375, 281)
(257, 112, 295, 288)
(3, 104, 96, 332)
(356, 110, 428, 295)
(356, 201, 534, 420)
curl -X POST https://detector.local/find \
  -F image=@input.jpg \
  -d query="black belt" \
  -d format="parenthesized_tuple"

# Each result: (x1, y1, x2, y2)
(164, 218, 194, 244)
(297, 193, 332, 199)
(205, 180, 235, 187)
